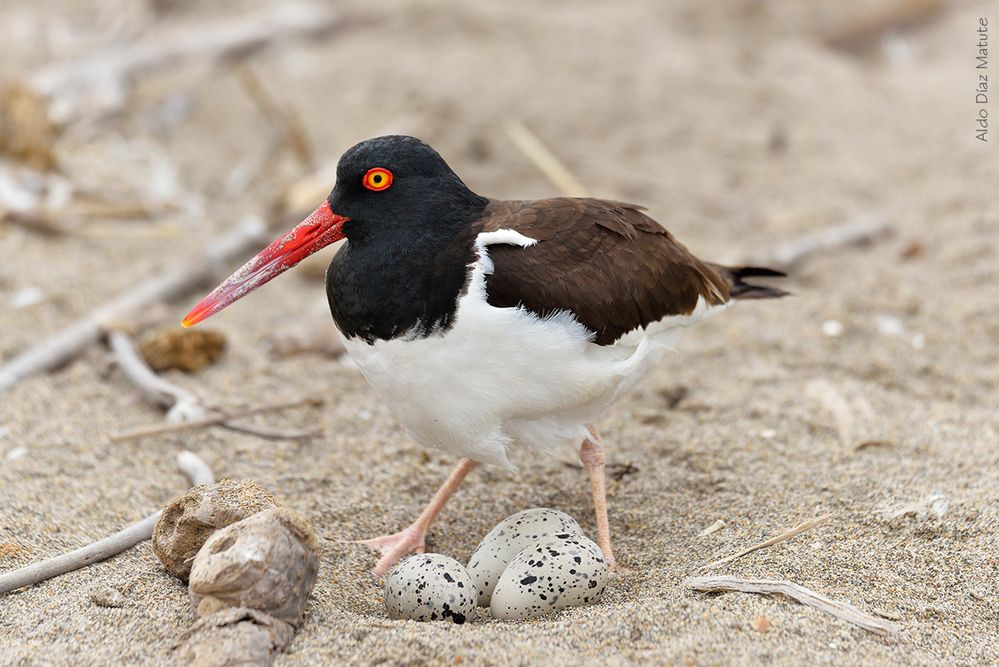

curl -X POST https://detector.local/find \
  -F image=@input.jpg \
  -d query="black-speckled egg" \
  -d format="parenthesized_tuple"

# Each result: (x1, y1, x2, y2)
(384, 554, 475, 624)
(489, 535, 609, 620)
(466, 508, 583, 606)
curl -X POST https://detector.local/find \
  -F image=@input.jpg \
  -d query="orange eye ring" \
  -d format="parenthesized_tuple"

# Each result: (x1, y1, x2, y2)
(362, 167, 394, 191)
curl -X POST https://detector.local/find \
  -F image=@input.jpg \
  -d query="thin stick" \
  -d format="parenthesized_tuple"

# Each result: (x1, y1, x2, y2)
(109, 397, 322, 442)
(504, 120, 589, 197)
(0, 216, 267, 394)
(30, 3, 342, 123)
(108, 330, 318, 440)
(220, 421, 322, 440)
(701, 512, 834, 570)
(756, 217, 890, 270)
(683, 575, 900, 635)
(0, 451, 214, 596)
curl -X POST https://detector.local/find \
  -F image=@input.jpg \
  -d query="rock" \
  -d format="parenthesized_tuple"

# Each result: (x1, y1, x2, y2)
(153, 479, 277, 580)
(89, 585, 126, 608)
(174, 607, 293, 667)
(139, 328, 227, 373)
(188, 508, 320, 625)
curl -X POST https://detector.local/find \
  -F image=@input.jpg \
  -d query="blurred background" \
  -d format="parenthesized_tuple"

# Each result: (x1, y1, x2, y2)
(1, 0, 996, 664)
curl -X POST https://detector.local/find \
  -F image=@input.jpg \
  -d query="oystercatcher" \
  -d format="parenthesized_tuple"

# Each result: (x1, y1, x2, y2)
(183, 135, 786, 574)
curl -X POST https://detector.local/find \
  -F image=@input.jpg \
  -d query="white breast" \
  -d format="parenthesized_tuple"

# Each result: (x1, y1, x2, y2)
(341, 230, 724, 469)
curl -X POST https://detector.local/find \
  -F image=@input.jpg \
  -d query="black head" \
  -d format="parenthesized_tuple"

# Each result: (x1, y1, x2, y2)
(181, 136, 487, 333)
(327, 136, 488, 243)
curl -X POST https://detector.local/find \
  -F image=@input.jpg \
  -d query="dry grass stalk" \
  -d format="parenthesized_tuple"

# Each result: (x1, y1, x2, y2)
(684, 575, 901, 635)
(701, 512, 834, 570)
(504, 120, 589, 197)
(0, 451, 214, 595)
(237, 66, 315, 170)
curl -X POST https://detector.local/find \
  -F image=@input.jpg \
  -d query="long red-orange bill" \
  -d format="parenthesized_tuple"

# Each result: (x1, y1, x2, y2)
(182, 201, 348, 327)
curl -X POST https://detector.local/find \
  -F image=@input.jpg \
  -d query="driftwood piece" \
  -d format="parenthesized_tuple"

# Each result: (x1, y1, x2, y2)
(755, 217, 891, 270)
(702, 513, 834, 570)
(153, 479, 277, 581)
(189, 508, 320, 625)
(0, 216, 267, 394)
(30, 3, 342, 123)
(684, 575, 901, 636)
(0, 451, 214, 595)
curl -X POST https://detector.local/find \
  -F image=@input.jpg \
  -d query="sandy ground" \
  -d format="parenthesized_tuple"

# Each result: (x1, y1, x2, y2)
(1, 0, 997, 665)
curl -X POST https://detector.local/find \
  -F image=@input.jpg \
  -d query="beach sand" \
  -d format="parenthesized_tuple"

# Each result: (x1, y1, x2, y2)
(1, 0, 997, 664)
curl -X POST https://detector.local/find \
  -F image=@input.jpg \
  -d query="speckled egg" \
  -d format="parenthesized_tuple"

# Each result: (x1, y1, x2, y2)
(489, 534, 609, 620)
(466, 508, 583, 606)
(384, 554, 475, 624)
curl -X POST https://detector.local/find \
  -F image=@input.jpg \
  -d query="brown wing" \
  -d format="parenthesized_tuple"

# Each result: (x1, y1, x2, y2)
(479, 198, 732, 345)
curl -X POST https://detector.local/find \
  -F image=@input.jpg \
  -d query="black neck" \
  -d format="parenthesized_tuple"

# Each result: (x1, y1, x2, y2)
(325, 194, 488, 343)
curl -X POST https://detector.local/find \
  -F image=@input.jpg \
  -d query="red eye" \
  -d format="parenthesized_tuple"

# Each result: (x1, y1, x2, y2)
(362, 167, 393, 191)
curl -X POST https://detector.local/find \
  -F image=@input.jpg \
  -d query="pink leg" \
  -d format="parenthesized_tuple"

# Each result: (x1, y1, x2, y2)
(356, 458, 479, 575)
(581, 427, 616, 568)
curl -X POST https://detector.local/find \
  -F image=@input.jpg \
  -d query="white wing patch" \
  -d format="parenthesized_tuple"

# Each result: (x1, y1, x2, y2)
(474, 229, 538, 275)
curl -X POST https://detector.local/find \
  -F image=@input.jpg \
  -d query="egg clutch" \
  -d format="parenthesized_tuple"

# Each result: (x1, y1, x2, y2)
(384, 508, 610, 623)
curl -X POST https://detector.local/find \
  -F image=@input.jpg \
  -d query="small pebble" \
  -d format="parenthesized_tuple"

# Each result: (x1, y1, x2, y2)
(89, 585, 126, 608)
(822, 320, 843, 337)
(385, 554, 475, 624)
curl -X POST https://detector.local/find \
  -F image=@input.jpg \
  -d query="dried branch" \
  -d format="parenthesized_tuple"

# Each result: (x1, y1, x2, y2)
(702, 513, 834, 570)
(755, 217, 891, 270)
(504, 120, 589, 197)
(0, 216, 268, 394)
(684, 575, 901, 635)
(109, 398, 323, 442)
(109, 330, 206, 420)
(30, 3, 342, 123)
(0, 450, 214, 595)
(109, 329, 320, 442)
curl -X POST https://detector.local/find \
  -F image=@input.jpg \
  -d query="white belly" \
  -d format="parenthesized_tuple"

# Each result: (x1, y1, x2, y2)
(340, 231, 724, 469)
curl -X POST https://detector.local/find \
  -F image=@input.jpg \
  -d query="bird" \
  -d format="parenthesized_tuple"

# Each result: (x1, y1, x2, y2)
(182, 135, 786, 575)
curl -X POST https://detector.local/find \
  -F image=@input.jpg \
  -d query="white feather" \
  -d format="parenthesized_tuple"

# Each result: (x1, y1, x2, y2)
(341, 229, 726, 469)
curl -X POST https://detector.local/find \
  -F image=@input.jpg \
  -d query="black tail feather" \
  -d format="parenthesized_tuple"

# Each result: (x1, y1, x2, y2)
(710, 264, 790, 300)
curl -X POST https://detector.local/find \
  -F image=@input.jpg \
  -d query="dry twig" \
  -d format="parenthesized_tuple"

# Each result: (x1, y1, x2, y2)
(30, 3, 342, 122)
(684, 575, 901, 635)
(109, 398, 323, 442)
(0, 216, 268, 394)
(108, 330, 320, 441)
(504, 120, 589, 197)
(0, 451, 214, 595)
(701, 512, 834, 570)
(755, 217, 890, 270)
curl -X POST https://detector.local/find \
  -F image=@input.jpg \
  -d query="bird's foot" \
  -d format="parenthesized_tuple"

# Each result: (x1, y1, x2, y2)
(354, 523, 428, 576)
